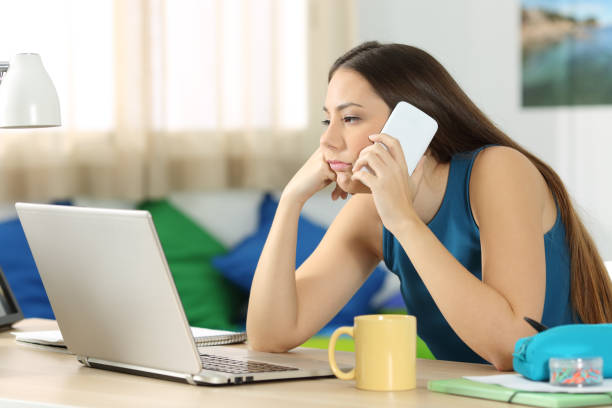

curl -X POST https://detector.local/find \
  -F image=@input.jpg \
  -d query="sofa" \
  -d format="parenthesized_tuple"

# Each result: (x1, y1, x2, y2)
(0, 190, 437, 358)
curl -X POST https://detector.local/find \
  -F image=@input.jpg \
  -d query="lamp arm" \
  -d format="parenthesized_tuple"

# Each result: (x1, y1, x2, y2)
(0, 62, 9, 83)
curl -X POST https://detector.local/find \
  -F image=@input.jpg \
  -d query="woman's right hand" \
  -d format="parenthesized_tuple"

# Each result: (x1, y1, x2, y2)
(283, 147, 347, 205)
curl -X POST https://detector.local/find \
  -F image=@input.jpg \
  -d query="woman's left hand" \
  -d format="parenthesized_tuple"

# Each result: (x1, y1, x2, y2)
(351, 133, 424, 235)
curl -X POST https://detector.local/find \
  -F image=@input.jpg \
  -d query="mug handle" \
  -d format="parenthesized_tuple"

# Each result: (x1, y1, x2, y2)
(328, 326, 355, 380)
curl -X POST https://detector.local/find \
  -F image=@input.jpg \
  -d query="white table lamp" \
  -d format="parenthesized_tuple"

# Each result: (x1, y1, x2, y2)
(0, 53, 61, 128)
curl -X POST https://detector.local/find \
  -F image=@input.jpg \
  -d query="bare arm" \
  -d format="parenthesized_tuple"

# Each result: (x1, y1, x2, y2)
(393, 147, 552, 369)
(352, 136, 554, 370)
(247, 154, 382, 352)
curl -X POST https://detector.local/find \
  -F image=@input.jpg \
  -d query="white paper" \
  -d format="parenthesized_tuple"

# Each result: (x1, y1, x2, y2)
(464, 374, 612, 394)
(190, 327, 240, 337)
(11, 327, 240, 345)
(12, 330, 65, 346)
(11, 330, 71, 354)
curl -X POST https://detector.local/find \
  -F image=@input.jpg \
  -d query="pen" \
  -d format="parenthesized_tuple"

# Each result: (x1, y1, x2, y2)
(524, 316, 548, 333)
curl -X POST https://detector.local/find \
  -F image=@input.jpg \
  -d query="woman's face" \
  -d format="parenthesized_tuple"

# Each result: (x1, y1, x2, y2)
(321, 68, 390, 194)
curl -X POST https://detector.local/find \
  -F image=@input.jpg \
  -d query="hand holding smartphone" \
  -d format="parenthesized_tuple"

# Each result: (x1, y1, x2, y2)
(364, 101, 438, 176)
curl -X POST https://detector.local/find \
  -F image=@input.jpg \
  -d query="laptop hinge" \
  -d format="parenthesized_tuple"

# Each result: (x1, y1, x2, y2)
(77, 355, 91, 367)
(82, 356, 199, 385)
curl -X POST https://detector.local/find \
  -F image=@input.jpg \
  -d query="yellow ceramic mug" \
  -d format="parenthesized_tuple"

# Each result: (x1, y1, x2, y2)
(328, 314, 416, 391)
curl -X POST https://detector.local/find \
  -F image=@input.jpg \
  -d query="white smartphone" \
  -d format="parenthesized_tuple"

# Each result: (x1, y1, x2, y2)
(364, 101, 438, 176)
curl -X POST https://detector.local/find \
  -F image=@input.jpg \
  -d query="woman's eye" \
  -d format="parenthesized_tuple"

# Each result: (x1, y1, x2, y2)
(321, 116, 360, 126)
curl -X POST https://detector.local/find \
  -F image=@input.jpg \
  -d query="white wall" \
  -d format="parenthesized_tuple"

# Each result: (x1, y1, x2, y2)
(355, 0, 612, 260)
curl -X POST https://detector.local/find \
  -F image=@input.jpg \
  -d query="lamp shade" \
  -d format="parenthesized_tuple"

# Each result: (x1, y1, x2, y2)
(0, 53, 61, 128)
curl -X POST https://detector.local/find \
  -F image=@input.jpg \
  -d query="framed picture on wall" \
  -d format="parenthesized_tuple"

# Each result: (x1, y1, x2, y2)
(521, 0, 612, 107)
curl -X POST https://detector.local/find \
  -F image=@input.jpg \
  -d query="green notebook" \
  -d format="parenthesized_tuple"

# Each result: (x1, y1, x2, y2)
(428, 378, 612, 408)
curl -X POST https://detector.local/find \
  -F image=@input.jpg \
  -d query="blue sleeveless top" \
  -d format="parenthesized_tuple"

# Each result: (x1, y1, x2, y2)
(382, 147, 574, 364)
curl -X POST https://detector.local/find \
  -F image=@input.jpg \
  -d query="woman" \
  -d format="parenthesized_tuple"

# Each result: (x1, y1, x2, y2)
(246, 41, 612, 370)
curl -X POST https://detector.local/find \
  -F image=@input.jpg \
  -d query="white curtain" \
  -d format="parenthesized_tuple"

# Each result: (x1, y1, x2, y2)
(0, 0, 355, 201)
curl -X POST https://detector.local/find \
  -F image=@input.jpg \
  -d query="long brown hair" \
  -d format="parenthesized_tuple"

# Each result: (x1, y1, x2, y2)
(329, 41, 612, 324)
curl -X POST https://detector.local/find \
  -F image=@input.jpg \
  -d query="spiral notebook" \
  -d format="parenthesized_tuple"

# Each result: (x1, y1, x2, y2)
(191, 327, 247, 346)
(14, 328, 247, 352)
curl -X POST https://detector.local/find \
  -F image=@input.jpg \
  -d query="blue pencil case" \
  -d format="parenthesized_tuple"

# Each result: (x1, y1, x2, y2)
(512, 323, 612, 381)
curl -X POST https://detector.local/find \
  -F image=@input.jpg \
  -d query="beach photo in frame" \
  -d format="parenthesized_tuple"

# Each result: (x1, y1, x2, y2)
(521, 0, 612, 107)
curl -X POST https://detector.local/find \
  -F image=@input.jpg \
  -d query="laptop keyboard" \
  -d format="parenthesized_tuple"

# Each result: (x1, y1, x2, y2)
(199, 353, 299, 375)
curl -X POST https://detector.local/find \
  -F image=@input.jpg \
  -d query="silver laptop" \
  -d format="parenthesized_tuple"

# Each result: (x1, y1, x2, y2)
(16, 202, 340, 385)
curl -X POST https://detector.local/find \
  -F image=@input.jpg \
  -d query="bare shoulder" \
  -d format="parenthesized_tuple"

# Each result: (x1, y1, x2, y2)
(473, 146, 540, 177)
(327, 193, 383, 260)
(470, 146, 551, 227)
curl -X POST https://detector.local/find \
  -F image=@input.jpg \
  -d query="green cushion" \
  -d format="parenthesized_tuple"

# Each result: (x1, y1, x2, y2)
(302, 308, 436, 360)
(137, 199, 246, 330)
(302, 335, 435, 360)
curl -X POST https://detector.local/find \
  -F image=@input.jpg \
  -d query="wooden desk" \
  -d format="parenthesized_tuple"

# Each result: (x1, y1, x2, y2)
(0, 319, 511, 407)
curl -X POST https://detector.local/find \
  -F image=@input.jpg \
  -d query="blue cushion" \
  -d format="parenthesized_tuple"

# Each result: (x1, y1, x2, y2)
(213, 193, 386, 328)
(382, 291, 406, 309)
(0, 200, 72, 319)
